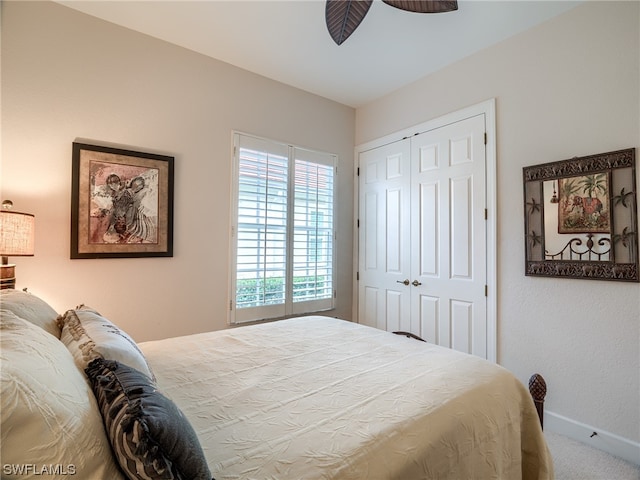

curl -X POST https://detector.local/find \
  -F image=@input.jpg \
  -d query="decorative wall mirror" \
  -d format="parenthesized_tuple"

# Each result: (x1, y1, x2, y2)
(523, 148, 638, 281)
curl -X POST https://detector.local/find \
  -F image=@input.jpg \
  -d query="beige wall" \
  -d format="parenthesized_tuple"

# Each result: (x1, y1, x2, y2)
(356, 1, 640, 447)
(3, 0, 639, 457)
(1, 1, 355, 340)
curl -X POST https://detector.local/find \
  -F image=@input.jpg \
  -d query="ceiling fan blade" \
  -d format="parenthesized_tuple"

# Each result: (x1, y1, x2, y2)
(382, 0, 458, 14)
(326, 0, 373, 45)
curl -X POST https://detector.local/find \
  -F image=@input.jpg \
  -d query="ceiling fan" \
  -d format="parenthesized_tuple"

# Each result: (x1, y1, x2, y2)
(326, 0, 458, 45)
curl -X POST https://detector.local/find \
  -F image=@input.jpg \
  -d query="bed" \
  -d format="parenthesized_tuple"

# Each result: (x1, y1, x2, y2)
(1, 289, 553, 480)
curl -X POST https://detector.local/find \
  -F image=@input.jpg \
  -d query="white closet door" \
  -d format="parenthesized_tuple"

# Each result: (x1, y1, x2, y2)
(357, 139, 412, 332)
(358, 113, 489, 359)
(410, 114, 487, 357)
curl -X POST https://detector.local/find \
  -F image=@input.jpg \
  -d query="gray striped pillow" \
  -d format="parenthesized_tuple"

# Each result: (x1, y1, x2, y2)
(85, 358, 213, 480)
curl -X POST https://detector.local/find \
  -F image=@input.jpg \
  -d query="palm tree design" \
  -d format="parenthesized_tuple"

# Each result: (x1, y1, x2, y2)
(525, 198, 542, 258)
(526, 197, 541, 216)
(579, 173, 607, 199)
(560, 178, 580, 198)
(559, 178, 580, 213)
(527, 230, 542, 248)
(612, 187, 634, 208)
(613, 226, 635, 248)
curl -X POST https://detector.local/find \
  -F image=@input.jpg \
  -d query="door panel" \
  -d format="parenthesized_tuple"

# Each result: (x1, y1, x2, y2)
(386, 289, 404, 332)
(450, 175, 472, 279)
(358, 139, 411, 331)
(410, 114, 486, 357)
(386, 188, 403, 273)
(419, 181, 439, 277)
(363, 285, 380, 330)
(451, 299, 472, 353)
(418, 294, 439, 342)
(363, 192, 378, 270)
(418, 143, 439, 171)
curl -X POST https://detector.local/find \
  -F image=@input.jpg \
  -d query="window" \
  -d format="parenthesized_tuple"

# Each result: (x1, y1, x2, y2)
(230, 133, 336, 324)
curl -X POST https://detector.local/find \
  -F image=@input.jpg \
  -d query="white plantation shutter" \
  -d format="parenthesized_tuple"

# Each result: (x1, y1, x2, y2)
(291, 149, 334, 315)
(233, 135, 288, 322)
(231, 134, 335, 324)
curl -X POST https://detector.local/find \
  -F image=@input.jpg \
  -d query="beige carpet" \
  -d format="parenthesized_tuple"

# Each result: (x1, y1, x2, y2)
(545, 431, 640, 480)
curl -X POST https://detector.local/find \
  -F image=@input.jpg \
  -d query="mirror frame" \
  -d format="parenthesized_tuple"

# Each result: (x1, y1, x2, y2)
(523, 148, 638, 282)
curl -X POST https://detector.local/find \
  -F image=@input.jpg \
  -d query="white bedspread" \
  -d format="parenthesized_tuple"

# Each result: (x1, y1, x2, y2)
(139, 316, 553, 480)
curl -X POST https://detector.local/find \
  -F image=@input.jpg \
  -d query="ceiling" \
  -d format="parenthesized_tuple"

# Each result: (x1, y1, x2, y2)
(56, 0, 582, 108)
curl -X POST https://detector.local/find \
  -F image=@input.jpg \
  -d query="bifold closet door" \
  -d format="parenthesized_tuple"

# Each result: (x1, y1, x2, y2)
(358, 113, 488, 359)
(410, 114, 487, 358)
(357, 138, 412, 333)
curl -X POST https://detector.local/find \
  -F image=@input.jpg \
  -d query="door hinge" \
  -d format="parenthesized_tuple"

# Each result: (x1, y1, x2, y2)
(484, 132, 487, 145)
(229, 299, 233, 310)
(357, 219, 360, 228)
(484, 285, 488, 297)
(334, 289, 337, 299)
(484, 208, 488, 220)
(357, 271, 359, 281)
(357, 167, 360, 176)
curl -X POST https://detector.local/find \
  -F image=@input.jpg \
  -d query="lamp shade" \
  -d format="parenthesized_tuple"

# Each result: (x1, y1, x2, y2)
(0, 210, 35, 256)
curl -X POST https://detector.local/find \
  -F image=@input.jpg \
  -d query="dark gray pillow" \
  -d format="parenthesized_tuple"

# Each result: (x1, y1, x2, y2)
(85, 358, 213, 480)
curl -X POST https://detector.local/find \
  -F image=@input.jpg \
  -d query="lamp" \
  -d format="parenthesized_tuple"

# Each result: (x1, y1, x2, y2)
(0, 200, 35, 289)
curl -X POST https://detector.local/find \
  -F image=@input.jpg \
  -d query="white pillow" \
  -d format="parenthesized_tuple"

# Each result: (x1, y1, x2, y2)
(57, 305, 155, 380)
(0, 309, 124, 479)
(0, 289, 60, 338)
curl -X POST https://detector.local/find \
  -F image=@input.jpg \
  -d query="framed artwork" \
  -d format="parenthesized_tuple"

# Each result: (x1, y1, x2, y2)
(523, 147, 638, 282)
(557, 173, 611, 234)
(71, 142, 174, 258)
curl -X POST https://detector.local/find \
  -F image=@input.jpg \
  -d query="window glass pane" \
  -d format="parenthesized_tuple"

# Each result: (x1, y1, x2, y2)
(292, 159, 334, 303)
(235, 147, 288, 309)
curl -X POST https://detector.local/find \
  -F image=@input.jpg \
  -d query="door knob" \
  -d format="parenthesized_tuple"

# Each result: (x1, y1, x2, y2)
(412, 280, 422, 286)
(396, 279, 410, 286)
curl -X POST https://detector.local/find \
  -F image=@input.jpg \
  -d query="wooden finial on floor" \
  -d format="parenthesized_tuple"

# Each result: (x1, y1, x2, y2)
(529, 373, 547, 429)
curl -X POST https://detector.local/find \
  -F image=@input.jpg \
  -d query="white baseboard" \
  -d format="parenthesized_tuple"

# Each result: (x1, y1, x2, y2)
(545, 410, 640, 466)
